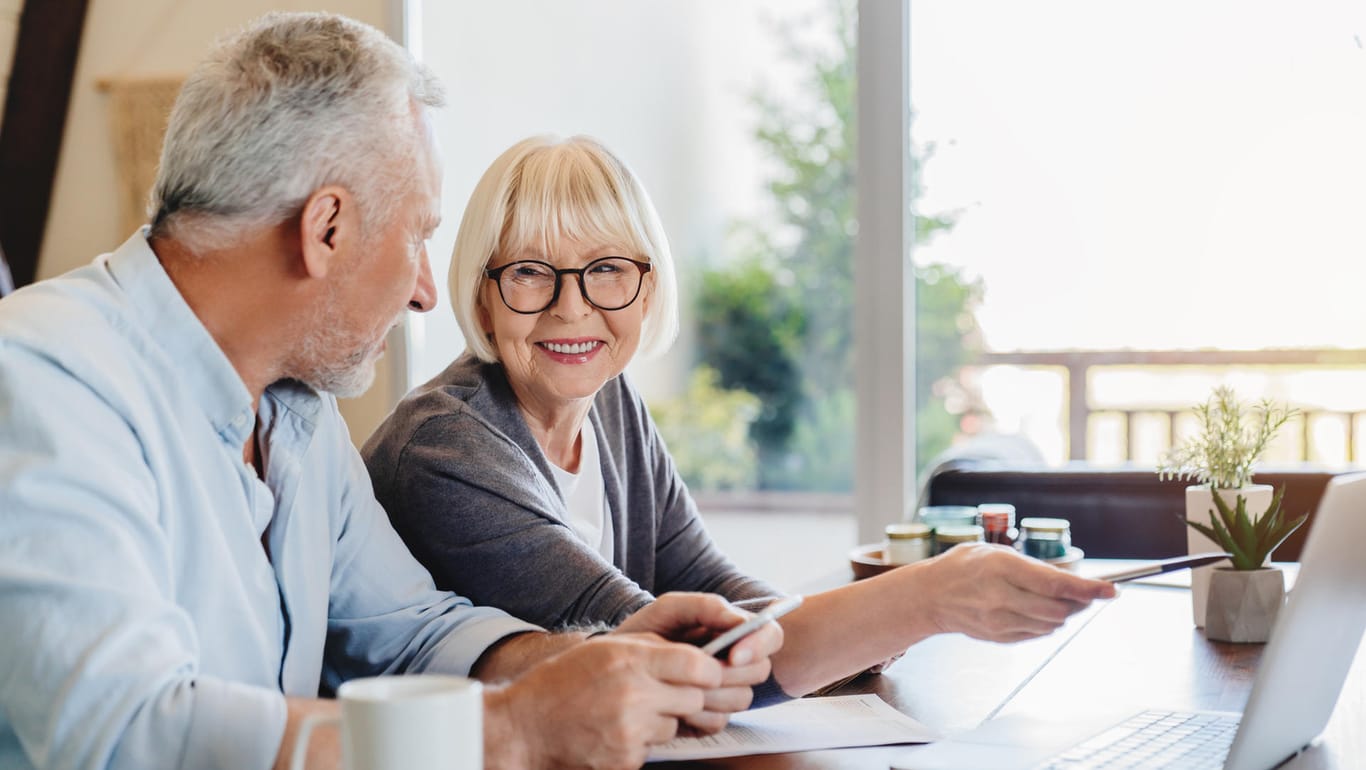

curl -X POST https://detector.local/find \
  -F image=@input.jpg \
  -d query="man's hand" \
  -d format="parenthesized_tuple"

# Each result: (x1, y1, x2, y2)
(615, 592, 782, 733)
(484, 634, 723, 769)
(917, 543, 1116, 642)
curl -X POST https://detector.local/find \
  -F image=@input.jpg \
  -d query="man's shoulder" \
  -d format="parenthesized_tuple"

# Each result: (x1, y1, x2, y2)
(0, 263, 155, 394)
(1, 261, 127, 334)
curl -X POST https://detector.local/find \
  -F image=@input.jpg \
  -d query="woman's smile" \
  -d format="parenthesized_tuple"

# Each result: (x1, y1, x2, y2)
(537, 338, 605, 364)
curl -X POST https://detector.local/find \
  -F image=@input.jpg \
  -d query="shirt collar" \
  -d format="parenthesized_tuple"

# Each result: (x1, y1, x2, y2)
(101, 229, 322, 444)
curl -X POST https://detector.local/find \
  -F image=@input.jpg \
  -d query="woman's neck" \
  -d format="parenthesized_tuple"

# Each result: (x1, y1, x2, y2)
(516, 394, 594, 472)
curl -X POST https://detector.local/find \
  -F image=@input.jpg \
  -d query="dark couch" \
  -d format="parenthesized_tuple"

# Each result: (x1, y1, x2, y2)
(925, 465, 1340, 560)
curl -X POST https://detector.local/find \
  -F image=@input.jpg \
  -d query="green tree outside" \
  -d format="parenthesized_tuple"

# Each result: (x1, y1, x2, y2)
(656, 0, 982, 492)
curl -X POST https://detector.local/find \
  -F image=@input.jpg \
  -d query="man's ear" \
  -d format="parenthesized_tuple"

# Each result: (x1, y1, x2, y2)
(299, 186, 350, 279)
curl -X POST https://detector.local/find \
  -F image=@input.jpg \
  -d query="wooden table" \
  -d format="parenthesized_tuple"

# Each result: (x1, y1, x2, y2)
(653, 562, 1366, 769)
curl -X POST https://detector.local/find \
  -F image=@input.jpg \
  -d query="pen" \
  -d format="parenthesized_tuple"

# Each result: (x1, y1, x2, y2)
(1097, 552, 1233, 583)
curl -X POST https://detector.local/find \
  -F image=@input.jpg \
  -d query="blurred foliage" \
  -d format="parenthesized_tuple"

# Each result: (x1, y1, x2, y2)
(649, 366, 761, 491)
(685, 0, 982, 491)
(783, 387, 857, 491)
(694, 262, 805, 460)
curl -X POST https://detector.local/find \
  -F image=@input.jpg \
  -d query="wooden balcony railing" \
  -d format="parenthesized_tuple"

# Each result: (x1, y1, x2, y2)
(973, 348, 1366, 463)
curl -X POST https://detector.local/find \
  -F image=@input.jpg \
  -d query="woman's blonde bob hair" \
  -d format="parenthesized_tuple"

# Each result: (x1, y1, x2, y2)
(449, 135, 679, 363)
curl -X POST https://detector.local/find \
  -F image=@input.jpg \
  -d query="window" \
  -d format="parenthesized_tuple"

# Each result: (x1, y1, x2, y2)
(406, 1, 1366, 573)
(910, 1, 1366, 471)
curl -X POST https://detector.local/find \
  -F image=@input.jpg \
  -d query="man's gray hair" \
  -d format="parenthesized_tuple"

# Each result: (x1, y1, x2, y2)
(149, 12, 444, 251)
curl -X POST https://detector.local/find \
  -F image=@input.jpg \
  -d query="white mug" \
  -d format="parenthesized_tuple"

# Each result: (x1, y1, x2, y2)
(290, 674, 482, 770)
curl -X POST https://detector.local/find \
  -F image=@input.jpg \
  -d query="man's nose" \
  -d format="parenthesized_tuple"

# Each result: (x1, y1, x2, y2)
(409, 251, 437, 313)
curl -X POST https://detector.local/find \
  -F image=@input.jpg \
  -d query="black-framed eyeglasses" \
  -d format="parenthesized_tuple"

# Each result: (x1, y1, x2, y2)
(485, 256, 652, 314)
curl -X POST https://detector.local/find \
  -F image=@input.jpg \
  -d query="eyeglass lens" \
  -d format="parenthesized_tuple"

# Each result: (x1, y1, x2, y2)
(496, 257, 645, 313)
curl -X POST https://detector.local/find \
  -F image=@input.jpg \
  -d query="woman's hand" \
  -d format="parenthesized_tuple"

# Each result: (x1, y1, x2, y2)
(913, 543, 1117, 642)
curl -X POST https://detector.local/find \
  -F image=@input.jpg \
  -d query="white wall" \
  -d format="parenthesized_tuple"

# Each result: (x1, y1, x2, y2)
(36, 0, 399, 446)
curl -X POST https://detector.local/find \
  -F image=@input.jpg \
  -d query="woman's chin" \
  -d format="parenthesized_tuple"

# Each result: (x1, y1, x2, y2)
(531, 375, 614, 406)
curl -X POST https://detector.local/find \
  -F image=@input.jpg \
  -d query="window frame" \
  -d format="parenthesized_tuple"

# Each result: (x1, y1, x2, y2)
(854, 0, 914, 544)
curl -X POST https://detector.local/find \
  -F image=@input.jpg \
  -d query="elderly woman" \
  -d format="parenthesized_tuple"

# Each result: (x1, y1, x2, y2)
(362, 135, 1114, 698)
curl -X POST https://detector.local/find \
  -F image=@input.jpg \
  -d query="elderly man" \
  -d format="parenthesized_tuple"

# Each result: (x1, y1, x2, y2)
(0, 12, 779, 770)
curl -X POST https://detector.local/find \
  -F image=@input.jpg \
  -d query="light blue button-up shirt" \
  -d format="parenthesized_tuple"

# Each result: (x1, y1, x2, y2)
(0, 232, 539, 769)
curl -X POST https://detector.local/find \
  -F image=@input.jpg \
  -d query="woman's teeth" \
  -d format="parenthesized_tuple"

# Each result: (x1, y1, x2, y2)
(543, 341, 599, 355)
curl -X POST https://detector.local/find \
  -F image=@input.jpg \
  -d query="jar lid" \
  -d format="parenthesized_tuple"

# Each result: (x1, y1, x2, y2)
(977, 503, 1016, 516)
(917, 505, 979, 525)
(1019, 517, 1070, 532)
(885, 522, 932, 540)
(935, 524, 985, 543)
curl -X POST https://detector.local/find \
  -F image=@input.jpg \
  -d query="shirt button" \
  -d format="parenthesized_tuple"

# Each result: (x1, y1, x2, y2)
(232, 414, 248, 429)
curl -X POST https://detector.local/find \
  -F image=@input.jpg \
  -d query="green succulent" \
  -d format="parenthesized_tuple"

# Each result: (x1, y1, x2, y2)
(1186, 487, 1307, 571)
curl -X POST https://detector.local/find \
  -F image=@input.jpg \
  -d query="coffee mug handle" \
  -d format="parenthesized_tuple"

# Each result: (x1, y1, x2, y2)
(290, 712, 342, 770)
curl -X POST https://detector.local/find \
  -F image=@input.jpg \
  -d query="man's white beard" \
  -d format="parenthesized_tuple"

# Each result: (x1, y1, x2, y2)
(303, 334, 380, 398)
(293, 286, 394, 399)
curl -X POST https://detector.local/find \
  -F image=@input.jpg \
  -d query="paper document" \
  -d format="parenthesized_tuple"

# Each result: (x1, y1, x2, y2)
(646, 694, 940, 762)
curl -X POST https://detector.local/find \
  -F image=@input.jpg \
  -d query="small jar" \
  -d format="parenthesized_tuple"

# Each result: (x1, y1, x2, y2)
(918, 505, 979, 531)
(884, 523, 932, 565)
(1017, 517, 1072, 561)
(933, 524, 984, 556)
(977, 503, 1017, 546)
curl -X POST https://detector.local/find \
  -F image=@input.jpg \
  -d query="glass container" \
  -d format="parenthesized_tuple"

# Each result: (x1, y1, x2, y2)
(933, 524, 985, 556)
(1018, 517, 1072, 560)
(884, 522, 932, 565)
(977, 503, 1017, 546)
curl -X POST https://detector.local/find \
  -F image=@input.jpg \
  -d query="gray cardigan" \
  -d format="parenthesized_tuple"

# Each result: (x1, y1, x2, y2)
(362, 353, 779, 631)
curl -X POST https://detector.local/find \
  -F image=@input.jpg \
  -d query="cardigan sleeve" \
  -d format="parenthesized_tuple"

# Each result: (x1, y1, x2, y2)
(372, 409, 655, 629)
(613, 379, 783, 603)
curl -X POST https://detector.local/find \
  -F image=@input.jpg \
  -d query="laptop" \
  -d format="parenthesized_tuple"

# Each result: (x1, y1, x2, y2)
(895, 471, 1366, 770)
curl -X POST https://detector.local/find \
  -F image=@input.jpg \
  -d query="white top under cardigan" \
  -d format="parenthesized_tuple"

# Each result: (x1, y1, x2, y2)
(548, 422, 614, 560)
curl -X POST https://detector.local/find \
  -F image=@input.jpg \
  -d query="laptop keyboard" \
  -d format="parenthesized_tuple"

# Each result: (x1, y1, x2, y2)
(1034, 710, 1241, 769)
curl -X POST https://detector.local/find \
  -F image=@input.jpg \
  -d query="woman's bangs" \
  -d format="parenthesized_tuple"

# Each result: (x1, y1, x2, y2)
(501, 147, 651, 261)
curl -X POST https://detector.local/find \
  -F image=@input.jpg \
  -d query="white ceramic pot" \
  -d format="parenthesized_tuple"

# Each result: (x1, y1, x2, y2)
(1186, 484, 1272, 626)
(1205, 566, 1286, 643)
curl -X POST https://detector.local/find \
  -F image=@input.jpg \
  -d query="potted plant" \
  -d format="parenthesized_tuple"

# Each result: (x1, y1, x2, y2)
(1187, 487, 1307, 641)
(1157, 386, 1296, 630)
